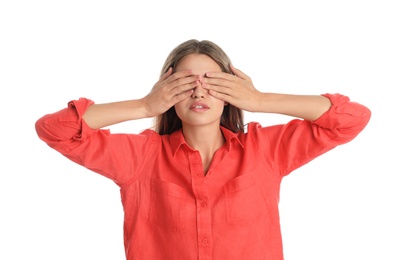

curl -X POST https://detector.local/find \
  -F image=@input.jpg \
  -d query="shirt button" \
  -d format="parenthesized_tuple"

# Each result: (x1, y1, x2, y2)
(201, 201, 207, 207)
(202, 238, 208, 244)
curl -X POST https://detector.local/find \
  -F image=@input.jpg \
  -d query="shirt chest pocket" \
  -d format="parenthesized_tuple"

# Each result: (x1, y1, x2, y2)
(224, 174, 265, 225)
(149, 179, 189, 230)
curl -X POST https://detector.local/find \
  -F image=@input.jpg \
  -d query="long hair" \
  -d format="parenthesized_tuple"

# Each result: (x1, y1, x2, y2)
(154, 39, 244, 135)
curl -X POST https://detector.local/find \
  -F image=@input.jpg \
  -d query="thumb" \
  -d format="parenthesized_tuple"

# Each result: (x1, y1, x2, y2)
(230, 64, 249, 79)
(160, 67, 173, 80)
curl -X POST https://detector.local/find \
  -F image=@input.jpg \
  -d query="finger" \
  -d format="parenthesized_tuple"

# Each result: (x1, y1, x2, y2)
(160, 67, 173, 81)
(202, 82, 233, 96)
(230, 64, 249, 80)
(166, 70, 199, 89)
(205, 71, 235, 81)
(207, 89, 232, 102)
(169, 74, 200, 92)
(202, 77, 233, 89)
(168, 69, 195, 82)
(173, 89, 194, 103)
(171, 80, 199, 96)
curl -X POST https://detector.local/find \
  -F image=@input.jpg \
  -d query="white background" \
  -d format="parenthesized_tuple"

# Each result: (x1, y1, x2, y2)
(1, 0, 396, 259)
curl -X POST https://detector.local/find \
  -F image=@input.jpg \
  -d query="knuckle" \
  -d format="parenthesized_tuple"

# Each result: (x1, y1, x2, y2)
(175, 78, 185, 85)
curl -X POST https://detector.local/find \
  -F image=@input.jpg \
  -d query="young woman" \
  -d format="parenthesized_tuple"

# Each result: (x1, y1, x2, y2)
(35, 39, 371, 260)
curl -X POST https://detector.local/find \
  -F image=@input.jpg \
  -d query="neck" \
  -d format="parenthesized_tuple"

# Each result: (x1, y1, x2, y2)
(182, 124, 225, 175)
(182, 124, 224, 153)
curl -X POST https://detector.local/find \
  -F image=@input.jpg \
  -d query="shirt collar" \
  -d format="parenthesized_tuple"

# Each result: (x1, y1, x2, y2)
(169, 126, 244, 157)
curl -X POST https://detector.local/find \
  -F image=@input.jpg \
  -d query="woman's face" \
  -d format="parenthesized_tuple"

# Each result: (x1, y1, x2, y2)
(174, 54, 226, 129)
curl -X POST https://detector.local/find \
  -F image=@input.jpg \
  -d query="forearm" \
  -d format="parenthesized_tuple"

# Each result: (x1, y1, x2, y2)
(255, 93, 332, 121)
(82, 98, 149, 129)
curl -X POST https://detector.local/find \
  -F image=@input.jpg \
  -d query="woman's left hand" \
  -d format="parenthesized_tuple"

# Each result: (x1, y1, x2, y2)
(201, 64, 262, 112)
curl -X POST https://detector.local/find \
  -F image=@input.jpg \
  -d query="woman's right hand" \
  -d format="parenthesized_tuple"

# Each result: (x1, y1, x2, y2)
(142, 68, 200, 117)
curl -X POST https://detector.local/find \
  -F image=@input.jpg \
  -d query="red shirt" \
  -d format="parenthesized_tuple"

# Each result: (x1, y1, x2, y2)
(35, 93, 370, 260)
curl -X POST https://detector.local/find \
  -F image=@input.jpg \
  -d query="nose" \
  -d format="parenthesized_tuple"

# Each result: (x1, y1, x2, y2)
(191, 82, 206, 99)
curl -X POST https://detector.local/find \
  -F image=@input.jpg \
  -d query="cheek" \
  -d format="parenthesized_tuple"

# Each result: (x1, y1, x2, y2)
(212, 98, 226, 109)
(213, 102, 226, 117)
(173, 103, 184, 118)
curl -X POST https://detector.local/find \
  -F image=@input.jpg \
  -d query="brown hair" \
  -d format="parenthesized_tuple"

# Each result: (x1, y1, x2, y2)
(154, 39, 244, 135)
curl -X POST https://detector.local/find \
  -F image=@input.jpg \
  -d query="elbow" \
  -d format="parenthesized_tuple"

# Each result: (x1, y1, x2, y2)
(35, 115, 49, 141)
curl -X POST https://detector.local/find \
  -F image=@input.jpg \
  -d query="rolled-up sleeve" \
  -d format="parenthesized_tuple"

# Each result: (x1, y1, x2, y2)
(314, 93, 372, 142)
(35, 98, 97, 149)
(35, 98, 157, 186)
(252, 93, 371, 176)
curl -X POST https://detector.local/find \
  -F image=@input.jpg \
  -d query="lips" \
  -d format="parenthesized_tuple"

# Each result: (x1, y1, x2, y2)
(190, 102, 209, 111)
(190, 102, 209, 109)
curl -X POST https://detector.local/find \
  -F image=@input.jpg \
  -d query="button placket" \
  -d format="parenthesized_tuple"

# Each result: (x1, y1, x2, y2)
(188, 151, 213, 259)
